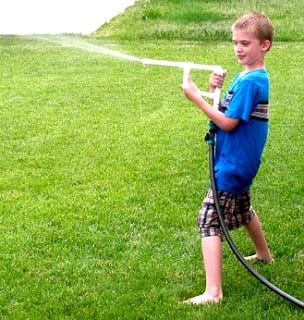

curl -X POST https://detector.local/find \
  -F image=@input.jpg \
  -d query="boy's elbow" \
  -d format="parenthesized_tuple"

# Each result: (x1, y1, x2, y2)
(221, 118, 239, 131)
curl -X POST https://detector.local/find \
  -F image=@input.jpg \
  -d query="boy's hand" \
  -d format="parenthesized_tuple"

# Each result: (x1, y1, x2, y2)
(182, 77, 201, 101)
(209, 70, 227, 92)
(182, 77, 203, 104)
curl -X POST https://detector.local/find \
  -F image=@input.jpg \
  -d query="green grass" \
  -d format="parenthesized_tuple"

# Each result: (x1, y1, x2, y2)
(0, 1, 304, 319)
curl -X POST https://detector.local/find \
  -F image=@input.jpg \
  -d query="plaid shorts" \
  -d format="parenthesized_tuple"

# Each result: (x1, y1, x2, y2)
(197, 188, 255, 239)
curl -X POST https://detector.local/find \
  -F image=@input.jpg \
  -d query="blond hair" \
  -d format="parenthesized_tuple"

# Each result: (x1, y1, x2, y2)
(232, 12, 274, 50)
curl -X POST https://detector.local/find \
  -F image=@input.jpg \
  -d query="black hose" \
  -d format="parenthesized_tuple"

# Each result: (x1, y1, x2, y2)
(206, 127, 304, 309)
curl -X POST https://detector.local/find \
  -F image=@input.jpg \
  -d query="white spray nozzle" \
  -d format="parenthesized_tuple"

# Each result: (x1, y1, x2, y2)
(142, 58, 222, 73)
(182, 68, 190, 89)
(142, 57, 223, 109)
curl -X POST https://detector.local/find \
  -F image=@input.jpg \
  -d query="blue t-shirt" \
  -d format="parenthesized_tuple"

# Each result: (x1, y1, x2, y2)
(214, 69, 270, 195)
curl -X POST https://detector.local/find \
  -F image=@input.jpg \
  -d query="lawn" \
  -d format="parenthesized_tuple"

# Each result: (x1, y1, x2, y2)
(0, 1, 303, 319)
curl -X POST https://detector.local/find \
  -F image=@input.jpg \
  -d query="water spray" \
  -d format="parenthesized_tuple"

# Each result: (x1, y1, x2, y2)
(33, 35, 142, 62)
(35, 36, 222, 107)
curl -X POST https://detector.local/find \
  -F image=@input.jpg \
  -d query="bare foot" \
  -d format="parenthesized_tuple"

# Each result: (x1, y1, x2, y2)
(244, 253, 274, 263)
(183, 292, 222, 305)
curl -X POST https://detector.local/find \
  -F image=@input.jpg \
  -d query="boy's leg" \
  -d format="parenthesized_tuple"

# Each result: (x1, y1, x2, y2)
(202, 236, 223, 299)
(184, 236, 223, 304)
(244, 213, 273, 262)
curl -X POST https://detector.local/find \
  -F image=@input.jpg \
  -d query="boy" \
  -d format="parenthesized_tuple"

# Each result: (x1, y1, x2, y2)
(182, 12, 274, 305)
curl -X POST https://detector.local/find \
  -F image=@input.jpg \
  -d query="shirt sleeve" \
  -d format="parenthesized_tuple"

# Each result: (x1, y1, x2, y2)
(225, 78, 258, 121)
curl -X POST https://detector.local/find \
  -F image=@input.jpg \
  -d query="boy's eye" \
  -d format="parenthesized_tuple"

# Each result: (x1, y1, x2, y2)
(241, 41, 250, 46)
(233, 41, 250, 47)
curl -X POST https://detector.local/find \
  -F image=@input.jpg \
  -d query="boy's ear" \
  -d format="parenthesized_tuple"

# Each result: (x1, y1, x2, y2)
(262, 40, 271, 52)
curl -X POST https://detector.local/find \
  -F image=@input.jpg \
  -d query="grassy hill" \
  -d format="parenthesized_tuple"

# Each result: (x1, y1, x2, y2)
(94, 0, 304, 41)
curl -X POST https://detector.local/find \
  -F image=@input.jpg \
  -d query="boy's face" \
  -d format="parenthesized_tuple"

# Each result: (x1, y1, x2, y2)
(232, 28, 270, 70)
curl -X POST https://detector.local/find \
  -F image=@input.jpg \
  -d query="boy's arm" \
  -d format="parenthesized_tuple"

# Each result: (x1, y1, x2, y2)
(183, 77, 239, 132)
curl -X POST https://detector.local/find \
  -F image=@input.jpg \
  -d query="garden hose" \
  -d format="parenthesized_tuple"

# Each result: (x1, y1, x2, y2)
(205, 122, 304, 309)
